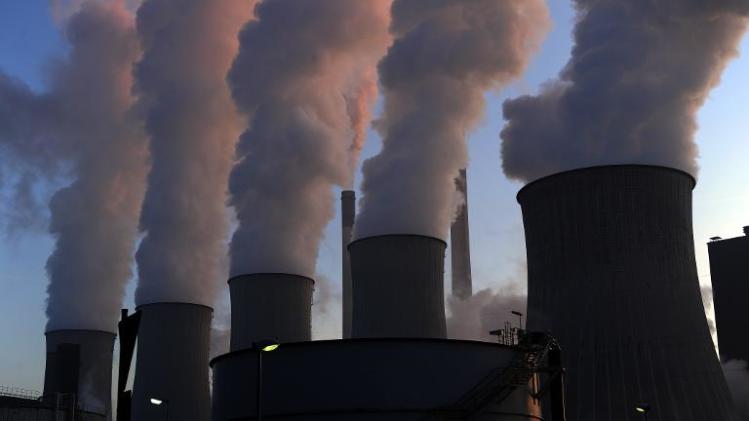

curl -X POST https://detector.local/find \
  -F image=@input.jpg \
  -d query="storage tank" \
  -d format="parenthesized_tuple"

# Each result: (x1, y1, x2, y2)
(517, 165, 734, 421)
(43, 329, 115, 418)
(211, 338, 543, 421)
(349, 234, 447, 338)
(451, 169, 473, 299)
(229, 273, 314, 351)
(131, 303, 212, 421)
(341, 190, 356, 339)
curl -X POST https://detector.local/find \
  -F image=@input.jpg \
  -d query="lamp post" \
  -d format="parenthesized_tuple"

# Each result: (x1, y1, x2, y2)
(511, 310, 523, 329)
(253, 340, 280, 421)
(150, 397, 168, 421)
(636, 403, 651, 421)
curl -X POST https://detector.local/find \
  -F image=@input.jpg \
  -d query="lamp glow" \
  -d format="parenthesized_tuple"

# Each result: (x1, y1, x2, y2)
(150, 398, 163, 406)
(261, 343, 279, 352)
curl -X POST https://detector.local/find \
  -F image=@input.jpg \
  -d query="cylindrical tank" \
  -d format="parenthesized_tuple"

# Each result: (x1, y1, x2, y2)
(349, 234, 447, 338)
(517, 165, 734, 421)
(229, 273, 314, 351)
(131, 303, 212, 421)
(211, 338, 542, 421)
(43, 329, 115, 418)
(341, 190, 356, 339)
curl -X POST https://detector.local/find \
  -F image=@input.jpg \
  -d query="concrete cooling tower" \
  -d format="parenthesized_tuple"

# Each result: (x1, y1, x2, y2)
(349, 234, 447, 338)
(131, 303, 212, 421)
(229, 273, 314, 351)
(43, 330, 115, 418)
(517, 165, 734, 421)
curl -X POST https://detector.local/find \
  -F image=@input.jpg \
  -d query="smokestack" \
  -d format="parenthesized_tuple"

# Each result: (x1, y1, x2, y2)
(229, 274, 314, 351)
(131, 303, 212, 421)
(43, 330, 115, 417)
(518, 165, 734, 420)
(349, 234, 447, 338)
(341, 190, 356, 338)
(450, 169, 472, 300)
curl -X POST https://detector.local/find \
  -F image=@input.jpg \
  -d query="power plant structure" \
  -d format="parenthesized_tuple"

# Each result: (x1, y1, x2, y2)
(708, 227, 749, 362)
(131, 303, 213, 421)
(6, 166, 743, 421)
(518, 165, 734, 421)
(341, 190, 356, 339)
(451, 169, 473, 300)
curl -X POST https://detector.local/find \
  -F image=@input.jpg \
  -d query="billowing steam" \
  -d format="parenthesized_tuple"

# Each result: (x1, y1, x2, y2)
(227, 0, 391, 277)
(501, 1, 749, 182)
(132, 0, 251, 306)
(354, 0, 550, 240)
(447, 285, 527, 342)
(1, 0, 147, 332)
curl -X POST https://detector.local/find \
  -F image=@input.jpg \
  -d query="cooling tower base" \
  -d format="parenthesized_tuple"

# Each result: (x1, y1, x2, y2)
(212, 338, 543, 421)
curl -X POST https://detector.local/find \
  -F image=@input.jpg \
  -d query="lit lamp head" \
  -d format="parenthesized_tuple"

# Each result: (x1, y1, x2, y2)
(636, 403, 651, 414)
(253, 339, 280, 353)
(150, 398, 165, 406)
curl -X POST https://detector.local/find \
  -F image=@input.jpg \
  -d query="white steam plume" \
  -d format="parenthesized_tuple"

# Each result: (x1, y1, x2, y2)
(44, 1, 145, 332)
(501, 0, 749, 182)
(354, 0, 550, 240)
(447, 284, 527, 342)
(227, 0, 391, 277)
(132, 0, 252, 306)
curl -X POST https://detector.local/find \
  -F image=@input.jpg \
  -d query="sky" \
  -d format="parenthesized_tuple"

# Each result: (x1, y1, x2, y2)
(1, 0, 748, 392)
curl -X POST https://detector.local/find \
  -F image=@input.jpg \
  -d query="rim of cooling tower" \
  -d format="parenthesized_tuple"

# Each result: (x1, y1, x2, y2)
(45, 329, 117, 335)
(348, 233, 448, 250)
(135, 302, 214, 312)
(517, 164, 697, 202)
(227, 273, 315, 285)
(209, 337, 517, 367)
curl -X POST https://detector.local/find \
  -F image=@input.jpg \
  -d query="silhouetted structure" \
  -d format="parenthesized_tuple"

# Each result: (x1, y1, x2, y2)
(451, 169, 473, 299)
(709, 227, 749, 362)
(341, 190, 356, 338)
(518, 165, 734, 421)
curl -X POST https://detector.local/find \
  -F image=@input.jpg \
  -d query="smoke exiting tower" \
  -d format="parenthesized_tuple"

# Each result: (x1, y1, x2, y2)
(450, 169, 472, 299)
(518, 165, 734, 421)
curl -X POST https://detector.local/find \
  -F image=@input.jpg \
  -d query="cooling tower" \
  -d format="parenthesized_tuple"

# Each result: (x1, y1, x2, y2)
(43, 330, 115, 418)
(341, 190, 356, 339)
(131, 303, 212, 421)
(518, 165, 734, 421)
(229, 273, 314, 351)
(349, 234, 447, 338)
(451, 169, 473, 299)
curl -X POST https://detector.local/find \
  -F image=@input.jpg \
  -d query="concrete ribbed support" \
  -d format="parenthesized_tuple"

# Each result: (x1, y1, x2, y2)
(43, 330, 115, 418)
(349, 234, 447, 338)
(131, 303, 212, 421)
(450, 169, 473, 299)
(518, 165, 735, 421)
(229, 273, 313, 351)
(341, 191, 356, 339)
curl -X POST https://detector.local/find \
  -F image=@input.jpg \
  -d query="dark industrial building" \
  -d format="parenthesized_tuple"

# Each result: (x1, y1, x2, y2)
(518, 165, 733, 421)
(708, 227, 749, 362)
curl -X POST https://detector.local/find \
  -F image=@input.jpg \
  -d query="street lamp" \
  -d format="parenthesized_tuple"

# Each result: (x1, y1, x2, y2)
(636, 403, 651, 421)
(150, 397, 169, 421)
(253, 340, 280, 421)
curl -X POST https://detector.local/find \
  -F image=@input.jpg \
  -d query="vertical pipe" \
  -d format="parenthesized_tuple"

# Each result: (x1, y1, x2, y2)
(341, 190, 356, 338)
(450, 169, 472, 299)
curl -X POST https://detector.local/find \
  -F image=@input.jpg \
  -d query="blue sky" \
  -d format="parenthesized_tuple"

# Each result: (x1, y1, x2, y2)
(1, 1, 748, 391)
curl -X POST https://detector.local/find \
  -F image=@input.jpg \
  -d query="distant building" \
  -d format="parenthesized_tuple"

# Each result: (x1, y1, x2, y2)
(708, 226, 749, 362)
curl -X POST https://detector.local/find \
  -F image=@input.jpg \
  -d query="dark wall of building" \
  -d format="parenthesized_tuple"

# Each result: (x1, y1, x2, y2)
(709, 232, 749, 362)
(518, 165, 734, 421)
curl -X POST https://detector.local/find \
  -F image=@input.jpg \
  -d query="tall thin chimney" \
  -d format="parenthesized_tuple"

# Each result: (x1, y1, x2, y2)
(341, 190, 356, 338)
(450, 169, 472, 299)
